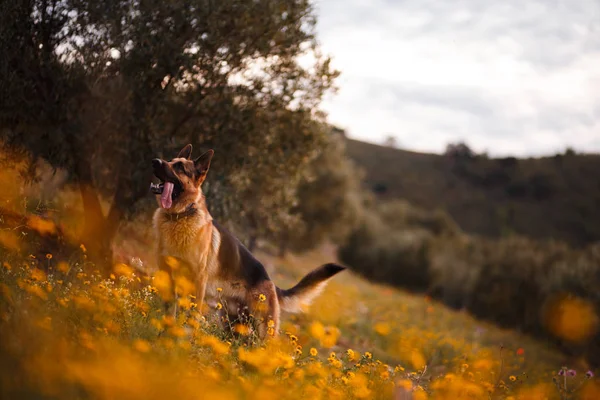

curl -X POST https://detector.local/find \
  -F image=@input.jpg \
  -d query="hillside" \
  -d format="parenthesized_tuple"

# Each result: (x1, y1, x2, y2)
(5, 238, 597, 399)
(345, 138, 600, 247)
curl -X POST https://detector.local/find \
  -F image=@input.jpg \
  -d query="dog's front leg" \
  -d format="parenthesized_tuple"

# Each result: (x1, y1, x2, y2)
(157, 254, 178, 318)
(195, 270, 208, 315)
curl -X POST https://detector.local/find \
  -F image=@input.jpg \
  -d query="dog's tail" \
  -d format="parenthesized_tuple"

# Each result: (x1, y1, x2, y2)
(276, 263, 346, 313)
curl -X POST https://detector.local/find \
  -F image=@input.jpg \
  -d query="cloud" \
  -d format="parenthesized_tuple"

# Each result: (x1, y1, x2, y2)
(314, 0, 600, 156)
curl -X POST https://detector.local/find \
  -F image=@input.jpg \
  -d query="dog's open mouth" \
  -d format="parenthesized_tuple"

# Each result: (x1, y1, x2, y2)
(150, 181, 182, 209)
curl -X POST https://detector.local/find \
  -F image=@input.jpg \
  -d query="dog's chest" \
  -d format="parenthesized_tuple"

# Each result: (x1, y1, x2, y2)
(156, 216, 213, 262)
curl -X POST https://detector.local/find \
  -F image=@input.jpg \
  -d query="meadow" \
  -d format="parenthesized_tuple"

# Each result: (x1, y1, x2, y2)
(1, 207, 599, 399)
(2, 1, 598, 398)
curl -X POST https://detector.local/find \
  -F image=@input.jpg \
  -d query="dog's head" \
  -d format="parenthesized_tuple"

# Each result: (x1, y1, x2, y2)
(151, 144, 214, 211)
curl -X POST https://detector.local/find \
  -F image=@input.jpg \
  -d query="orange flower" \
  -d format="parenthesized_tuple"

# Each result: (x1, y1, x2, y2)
(133, 339, 151, 353)
(27, 216, 56, 235)
(516, 348, 525, 356)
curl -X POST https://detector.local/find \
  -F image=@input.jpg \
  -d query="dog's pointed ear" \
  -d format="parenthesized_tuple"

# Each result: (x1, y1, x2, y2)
(194, 149, 214, 176)
(177, 144, 193, 159)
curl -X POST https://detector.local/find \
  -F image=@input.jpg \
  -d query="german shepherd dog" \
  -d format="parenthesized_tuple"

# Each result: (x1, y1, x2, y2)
(151, 144, 345, 338)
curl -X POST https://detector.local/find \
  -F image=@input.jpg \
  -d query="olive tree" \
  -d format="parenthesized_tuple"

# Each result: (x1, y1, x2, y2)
(0, 0, 338, 265)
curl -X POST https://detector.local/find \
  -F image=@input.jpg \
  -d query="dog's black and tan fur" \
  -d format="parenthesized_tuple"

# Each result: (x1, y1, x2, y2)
(151, 144, 345, 338)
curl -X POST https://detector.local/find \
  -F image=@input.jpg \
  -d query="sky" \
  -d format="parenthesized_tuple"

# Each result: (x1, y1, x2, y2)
(314, 0, 600, 157)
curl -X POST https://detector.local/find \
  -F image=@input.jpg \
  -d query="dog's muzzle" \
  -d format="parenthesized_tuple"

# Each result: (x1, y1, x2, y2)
(150, 158, 166, 194)
(150, 182, 163, 194)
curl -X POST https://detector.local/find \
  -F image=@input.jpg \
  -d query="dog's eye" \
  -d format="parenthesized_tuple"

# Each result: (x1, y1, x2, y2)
(173, 162, 183, 170)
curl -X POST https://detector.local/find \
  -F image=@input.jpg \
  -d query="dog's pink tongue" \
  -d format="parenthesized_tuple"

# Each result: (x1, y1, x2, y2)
(160, 182, 174, 209)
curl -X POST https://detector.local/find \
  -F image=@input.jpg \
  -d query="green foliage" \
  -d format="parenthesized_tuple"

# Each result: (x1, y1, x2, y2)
(339, 201, 436, 290)
(282, 129, 363, 253)
(445, 142, 476, 159)
(339, 200, 600, 365)
(0, 0, 338, 257)
(346, 139, 600, 247)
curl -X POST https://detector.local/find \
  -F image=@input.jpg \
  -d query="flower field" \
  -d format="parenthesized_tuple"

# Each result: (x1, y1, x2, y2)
(1, 228, 598, 400)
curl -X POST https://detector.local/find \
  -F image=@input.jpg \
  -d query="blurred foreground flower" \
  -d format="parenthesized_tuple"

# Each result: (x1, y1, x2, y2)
(544, 294, 599, 343)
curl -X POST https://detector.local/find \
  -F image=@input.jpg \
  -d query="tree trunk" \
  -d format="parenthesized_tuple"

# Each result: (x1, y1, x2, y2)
(103, 131, 155, 263)
(74, 149, 114, 270)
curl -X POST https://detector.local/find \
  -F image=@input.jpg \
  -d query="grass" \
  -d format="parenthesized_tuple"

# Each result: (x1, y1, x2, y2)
(1, 222, 599, 399)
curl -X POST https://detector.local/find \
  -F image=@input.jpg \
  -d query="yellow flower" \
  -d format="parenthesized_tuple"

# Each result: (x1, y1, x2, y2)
(217, 287, 223, 293)
(26, 285, 48, 300)
(162, 316, 175, 327)
(168, 326, 187, 338)
(79, 243, 87, 252)
(509, 375, 517, 382)
(329, 358, 342, 368)
(164, 256, 179, 270)
(329, 352, 336, 359)
(319, 326, 341, 348)
(410, 350, 426, 370)
(267, 319, 275, 328)
(174, 275, 195, 297)
(258, 293, 266, 302)
(187, 317, 200, 330)
(216, 302, 223, 310)
(234, 324, 250, 336)
(364, 352, 372, 359)
(374, 322, 391, 336)
(27, 216, 56, 235)
(30, 268, 47, 282)
(133, 339, 151, 353)
(177, 297, 192, 309)
(114, 263, 134, 277)
(397, 379, 412, 390)
(152, 271, 173, 301)
(354, 386, 371, 399)
(309, 321, 325, 339)
(545, 295, 599, 342)
(45, 253, 52, 260)
(346, 349, 358, 361)
(310, 348, 318, 357)
(293, 369, 305, 381)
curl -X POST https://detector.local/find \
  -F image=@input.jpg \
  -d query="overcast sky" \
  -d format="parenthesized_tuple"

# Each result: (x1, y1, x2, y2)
(314, 0, 600, 157)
